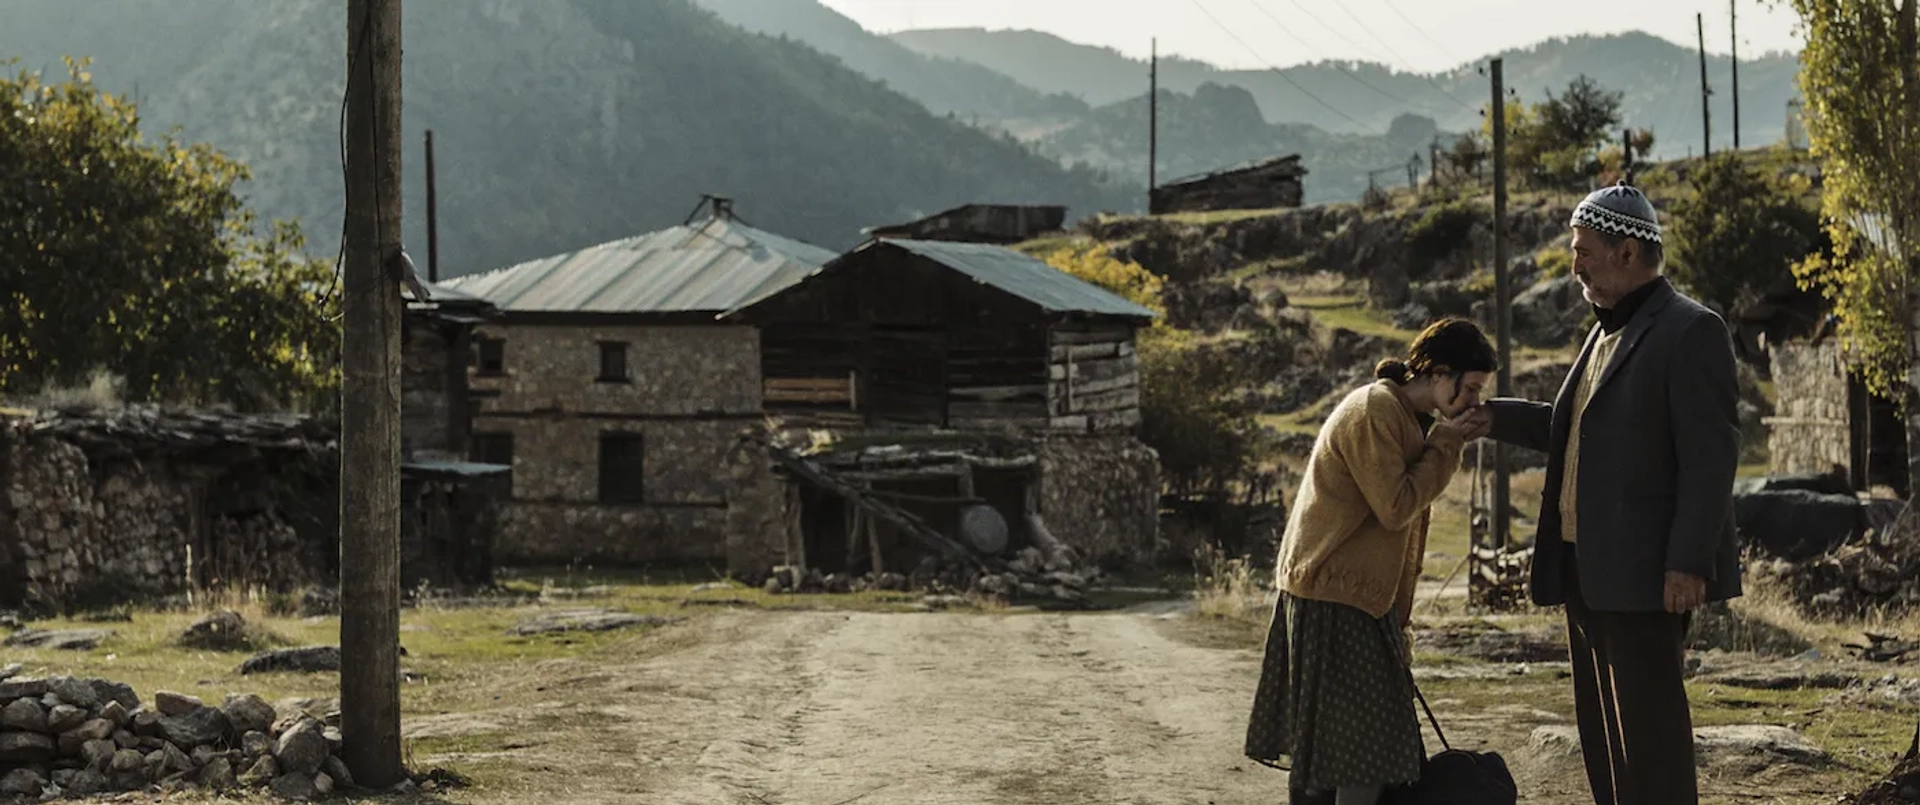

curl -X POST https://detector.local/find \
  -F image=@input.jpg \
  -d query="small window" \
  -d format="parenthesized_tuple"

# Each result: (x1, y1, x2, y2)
(474, 337, 505, 376)
(597, 341, 629, 382)
(598, 432, 645, 504)
(470, 432, 513, 467)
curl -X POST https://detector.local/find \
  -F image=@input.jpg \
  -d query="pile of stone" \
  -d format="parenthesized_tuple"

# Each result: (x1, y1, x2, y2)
(0, 670, 351, 800)
(760, 547, 1100, 606)
(1734, 474, 1920, 619)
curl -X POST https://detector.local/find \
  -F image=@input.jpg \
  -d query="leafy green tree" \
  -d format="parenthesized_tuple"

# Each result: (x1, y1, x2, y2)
(1540, 75, 1625, 154)
(1787, 0, 1920, 494)
(0, 59, 337, 410)
(1484, 75, 1626, 187)
(1667, 156, 1826, 316)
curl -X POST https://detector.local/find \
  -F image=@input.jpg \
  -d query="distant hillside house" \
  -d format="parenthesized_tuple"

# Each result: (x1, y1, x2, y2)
(1150, 155, 1306, 215)
(721, 238, 1162, 574)
(866, 204, 1069, 245)
(440, 198, 836, 567)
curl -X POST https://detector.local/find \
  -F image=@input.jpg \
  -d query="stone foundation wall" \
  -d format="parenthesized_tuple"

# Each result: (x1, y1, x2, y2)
(0, 422, 334, 611)
(495, 502, 727, 565)
(1768, 341, 1850, 478)
(1037, 434, 1161, 568)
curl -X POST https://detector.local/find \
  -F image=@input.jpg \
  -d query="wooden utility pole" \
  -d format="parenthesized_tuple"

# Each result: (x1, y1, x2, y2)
(424, 129, 439, 283)
(1698, 13, 1713, 158)
(1730, 0, 1741, 150)
(341, 0, 405, 788)
(1148, 38, 1159, 211)
(1490, 57, 1512, 556)
(1622, 127, 1635, 183)
(1430, 135, 1441, 186)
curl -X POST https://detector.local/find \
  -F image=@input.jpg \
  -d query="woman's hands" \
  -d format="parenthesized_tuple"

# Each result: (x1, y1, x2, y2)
(1433, 406, 1492, 443)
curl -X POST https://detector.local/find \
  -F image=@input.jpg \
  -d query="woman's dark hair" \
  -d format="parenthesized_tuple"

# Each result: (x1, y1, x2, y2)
(1374, 318, 1500, 384)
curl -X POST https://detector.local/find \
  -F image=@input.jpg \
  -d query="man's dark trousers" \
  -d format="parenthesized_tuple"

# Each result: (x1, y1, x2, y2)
(1561, 553, 1696, 805)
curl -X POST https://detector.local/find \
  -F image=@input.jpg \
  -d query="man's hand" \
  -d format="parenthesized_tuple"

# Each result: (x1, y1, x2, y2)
(1663, 571, 1707, 613)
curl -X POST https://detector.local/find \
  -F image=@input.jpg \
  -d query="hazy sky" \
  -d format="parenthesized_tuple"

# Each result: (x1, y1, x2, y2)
(817, 0, 1804, 74)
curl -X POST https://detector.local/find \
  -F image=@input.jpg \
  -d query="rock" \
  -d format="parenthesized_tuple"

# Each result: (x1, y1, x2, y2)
(137, 735, 167, 752)
(322, 725, 343, 752)
(271, 771, 319, 800)
(1528, 725, 1583, 765)
(50, 769, 76, 788)
(131, 708, 163, 736)
(51, 703, 90, 733)
(299, 587, 340, 617)
(1702, 668, 1857, 691)
(68, 717, 114, 742)
(1392, 302, 1434, 331)
(110, 747, 144, 773)
(0, 663, 19, 682)
(2, 628, 112, 651)
(241, 730, 272, 757)
(1, 698, 47, 732)
(88, 679, 139, 711)
(112, 729, 137, 749)
(159, 706, 230, 748)
(238, 754, 278, 787)
(199, 756, 236, 790)
(1694, 725, 1830, 771)
(221, 693, 276, 735)
(321, 754, 354, 789)
(143, 748, 167, 780)
(95, 700, 127, 728)
(191, 744, 219, 767)
(161, 741, 195, 774)
(272, 718, 329, 774)
(179, 609, 253, 651)
(0, 767, 45, 796)
(65, 769, 109, 795)
(506, 608, 682, 636)
(314, 771, 336, 795)
(237, 646, 341, 675)
(48, 677, 100, 710)
(154, 690, 204, 717)
(0, 678, 49, 700)
(79, 738, 117, 770)
(1734, 489, 1861, 561)
(0, 731, 56, 763)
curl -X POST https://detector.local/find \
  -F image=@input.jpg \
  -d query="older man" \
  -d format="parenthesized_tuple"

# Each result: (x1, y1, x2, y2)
(1483, 181, 1743, 805)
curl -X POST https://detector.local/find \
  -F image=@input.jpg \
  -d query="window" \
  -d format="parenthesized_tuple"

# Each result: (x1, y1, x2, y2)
(470, 432, 514, 468)
(474, 337, 505, 376)
(597, 341, 629, 382)
(598, 432, 646, 504)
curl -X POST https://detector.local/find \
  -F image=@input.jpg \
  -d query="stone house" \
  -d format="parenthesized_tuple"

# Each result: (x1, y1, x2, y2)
(437, 200, 837, 566)
(1766, 337, 1909, 498)
(721, 238, 1162, 575)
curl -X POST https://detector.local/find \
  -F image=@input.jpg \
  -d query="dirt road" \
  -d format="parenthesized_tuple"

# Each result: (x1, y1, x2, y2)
(421, 608, 1286, 805)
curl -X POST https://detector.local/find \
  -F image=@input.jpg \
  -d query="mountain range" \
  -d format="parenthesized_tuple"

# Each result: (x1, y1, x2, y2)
(2, 0, 1807, 276)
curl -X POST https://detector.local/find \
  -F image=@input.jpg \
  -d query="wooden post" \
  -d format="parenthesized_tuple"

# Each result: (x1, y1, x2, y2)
(340, 0, 405, 788)
(424, 129, 439, 283)
(867, 515, 884, 575)
(1490, 57, 1512, 555)
(1148, 38, 1158, 212)
(1730, 0, 1741, 151)
(1698, 13, 1712, 158)
(1622, 127, 1634, 184)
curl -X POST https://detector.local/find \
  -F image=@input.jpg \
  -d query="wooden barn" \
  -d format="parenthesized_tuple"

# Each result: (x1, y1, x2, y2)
(721, 238, 1163, 574)
(1150, 155, 1306, 214)
(867, 204, 1069, 245)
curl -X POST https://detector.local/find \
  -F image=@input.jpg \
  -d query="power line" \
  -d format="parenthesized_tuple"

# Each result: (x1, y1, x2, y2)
(1243, 0, 1411, 106)
(1376, 0, 1465, 69)
(1187, 0, 1378, 133)
(1331, 0, 1479, 111)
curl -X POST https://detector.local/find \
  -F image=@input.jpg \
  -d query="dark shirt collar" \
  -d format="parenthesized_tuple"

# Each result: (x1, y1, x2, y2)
(1593, 276, 1669, 334)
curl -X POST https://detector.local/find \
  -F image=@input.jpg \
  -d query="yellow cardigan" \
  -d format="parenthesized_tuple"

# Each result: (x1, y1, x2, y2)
(1277, 379, 1464, 623)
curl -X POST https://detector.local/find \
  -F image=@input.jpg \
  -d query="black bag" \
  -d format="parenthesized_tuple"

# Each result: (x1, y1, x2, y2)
(1381, 681, 1518, 805)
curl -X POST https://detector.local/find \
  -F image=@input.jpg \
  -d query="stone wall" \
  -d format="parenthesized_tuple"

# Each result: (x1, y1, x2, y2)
(1768, 341, 1851, 479)
(0, 412, 336, 612)
(470, 322, 764, 565)
(1036, 434, 1161, 568)
(401, 317, 468, 462)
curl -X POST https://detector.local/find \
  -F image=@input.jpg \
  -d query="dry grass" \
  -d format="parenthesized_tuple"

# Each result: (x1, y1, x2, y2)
(1190, 543, 1269, 622)
(18, 368, 125, 410)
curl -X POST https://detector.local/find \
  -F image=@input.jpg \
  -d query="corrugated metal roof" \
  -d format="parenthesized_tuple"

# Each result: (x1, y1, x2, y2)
(440, 216, 837, 313)
(728, 238, 1157, 320)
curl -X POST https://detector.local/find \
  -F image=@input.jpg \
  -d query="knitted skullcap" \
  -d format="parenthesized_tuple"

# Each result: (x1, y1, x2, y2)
(1569, 178, 1662, 244)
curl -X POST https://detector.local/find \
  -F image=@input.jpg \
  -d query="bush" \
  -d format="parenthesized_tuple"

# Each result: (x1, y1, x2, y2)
(1138, 329, 1261, 501)
(1669, 156, 1826, 316)
(1405, 199, 1484, 273)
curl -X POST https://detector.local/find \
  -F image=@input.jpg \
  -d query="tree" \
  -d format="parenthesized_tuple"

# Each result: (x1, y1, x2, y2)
(1539, 75, 1625, 154)
(1787, 0, 1920, 495)
(0, 59, 337, 410)
(1667, 156, 1826, 317)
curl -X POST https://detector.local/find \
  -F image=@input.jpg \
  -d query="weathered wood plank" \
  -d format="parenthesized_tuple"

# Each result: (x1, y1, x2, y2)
(1048, 355, 1136, 382)
(948, 401, 1049, 421)
(1050, 342, 1125, 361)
(1051, 326, 1135, 345)
(1054, 387, 1139, 415)
(1090, 408, 1143, 430)
(1051, 375, 1137, 398)
(948, 384, 1048, 402)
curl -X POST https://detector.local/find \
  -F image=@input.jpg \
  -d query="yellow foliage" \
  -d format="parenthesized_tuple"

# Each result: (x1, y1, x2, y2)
(1041, 246, 1166, 320)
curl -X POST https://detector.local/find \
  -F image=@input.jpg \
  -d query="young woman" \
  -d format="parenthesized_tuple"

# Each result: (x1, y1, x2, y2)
(1245, 317, 1498, 805)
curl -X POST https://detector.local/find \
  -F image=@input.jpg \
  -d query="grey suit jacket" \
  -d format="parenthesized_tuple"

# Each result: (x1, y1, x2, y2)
(1486, 279, 1743, 612)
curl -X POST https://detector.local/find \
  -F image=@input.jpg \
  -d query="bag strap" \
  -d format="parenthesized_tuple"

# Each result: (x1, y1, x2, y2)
(1381, 615, 1451, 752)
